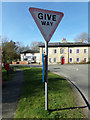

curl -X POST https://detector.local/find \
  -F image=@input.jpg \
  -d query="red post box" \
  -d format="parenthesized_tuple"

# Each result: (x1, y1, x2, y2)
(62, 58, 65, 64)
(5, 63, 10, 70)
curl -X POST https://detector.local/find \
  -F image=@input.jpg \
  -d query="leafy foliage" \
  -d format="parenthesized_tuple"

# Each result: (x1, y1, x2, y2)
(2, 39, 19, 63)
(2, 37, 30, 63)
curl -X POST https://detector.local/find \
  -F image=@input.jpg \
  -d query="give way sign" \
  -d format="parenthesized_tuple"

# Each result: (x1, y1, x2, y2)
(29, 7, 64, 42)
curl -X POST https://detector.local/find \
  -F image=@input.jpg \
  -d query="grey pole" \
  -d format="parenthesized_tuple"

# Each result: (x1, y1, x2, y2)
(45, 41, 48, 110)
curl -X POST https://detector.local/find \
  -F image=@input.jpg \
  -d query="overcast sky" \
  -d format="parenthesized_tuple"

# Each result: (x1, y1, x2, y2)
(2, 2, 88, 46)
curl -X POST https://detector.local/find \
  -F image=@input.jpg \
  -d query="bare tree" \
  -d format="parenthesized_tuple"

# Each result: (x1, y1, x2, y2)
(16, 42, 30, 53)
(88, 35, 90, 43)
(30, 41, 44, 50)
(74, 32, 88, 43)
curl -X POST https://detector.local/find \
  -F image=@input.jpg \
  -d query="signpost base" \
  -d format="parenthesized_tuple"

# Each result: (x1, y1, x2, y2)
(45, 82, 48, 110)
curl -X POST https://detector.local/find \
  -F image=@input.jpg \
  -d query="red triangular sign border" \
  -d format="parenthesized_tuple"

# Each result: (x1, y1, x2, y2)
(29, 7, 64, 42)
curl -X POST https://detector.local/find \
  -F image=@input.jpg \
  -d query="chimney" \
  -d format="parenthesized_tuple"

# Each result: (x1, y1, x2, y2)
(62, 38, 66, 43)
(80, 39, 83, 42)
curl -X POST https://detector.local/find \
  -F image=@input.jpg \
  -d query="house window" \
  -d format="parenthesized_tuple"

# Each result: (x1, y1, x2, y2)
(32, 56, 36, 60)
(84, 58, 87, 62)
(49, 58, 51, 63)
(54, 58, 57, 62)
(76, 49, 79, 53)
(60, 48, 64, 54)
(24, 53, 26, 56)
(62, 49, 64, 54)
(70, 58, 72, 62)
(60, 49, 64, 54)
(49, 49, 52, 54)
(84, 49, 87, 53)
(24, 57, 27, 61)
(26, 56, 31, 59)
(70, 49, 72, 53)
(60, 49, 61, 54)
(54, 49, 57, 53)
(77, 58, 80, 62)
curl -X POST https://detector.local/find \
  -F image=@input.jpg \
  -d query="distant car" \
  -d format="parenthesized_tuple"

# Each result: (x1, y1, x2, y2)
(1, 62, 4, 67)
(2, 63, 4, 67)
(28, 60, 32, 64)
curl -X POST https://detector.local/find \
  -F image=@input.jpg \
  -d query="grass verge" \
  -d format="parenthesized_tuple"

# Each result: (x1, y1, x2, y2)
(15, 67, 85, 118)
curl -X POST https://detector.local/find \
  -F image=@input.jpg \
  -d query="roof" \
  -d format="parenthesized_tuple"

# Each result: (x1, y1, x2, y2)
(21, 49, 40, 54)
(39, 42, 90, 47)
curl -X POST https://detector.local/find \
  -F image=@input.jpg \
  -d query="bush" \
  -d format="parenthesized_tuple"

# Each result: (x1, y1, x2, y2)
(57, 62, 61, 64)
(88, 58, 90, 64)
(79, 60, 87, 64)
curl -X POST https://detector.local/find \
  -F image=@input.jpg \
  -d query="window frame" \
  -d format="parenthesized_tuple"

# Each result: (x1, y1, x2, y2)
(54, 49, 57, 54)
(84, 58, 87, 62)
(70, 49, 72, 53)
(76, 49, 79, 54)
(54, 58, 57, 62)
(49, 58, 51, 63)
(84, 49, 87, 54)
(49, 49, 52, 54)
(76, 58, 80, 62)
(69, 58, 73, 62)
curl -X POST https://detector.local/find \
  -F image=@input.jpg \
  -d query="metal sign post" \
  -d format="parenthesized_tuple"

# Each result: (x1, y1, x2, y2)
(45, 41, 48, 110)
(29, 7, 64, 111)
(42, 54, 44, 83)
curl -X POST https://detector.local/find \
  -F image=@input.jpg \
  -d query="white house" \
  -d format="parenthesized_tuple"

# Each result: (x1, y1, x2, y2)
(20, 49, 40, 64)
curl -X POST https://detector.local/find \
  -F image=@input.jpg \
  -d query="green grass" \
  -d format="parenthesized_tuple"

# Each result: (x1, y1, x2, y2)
(2, 67, 15, 81)
(12, 65, 26, 69)
(15, 67, 85, 118)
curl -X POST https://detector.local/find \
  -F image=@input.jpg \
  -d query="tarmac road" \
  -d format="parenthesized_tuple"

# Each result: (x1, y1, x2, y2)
(48, 64, 89, 104)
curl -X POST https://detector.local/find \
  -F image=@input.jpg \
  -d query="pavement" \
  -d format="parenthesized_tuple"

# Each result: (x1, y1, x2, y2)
(2, 69, 24, 119)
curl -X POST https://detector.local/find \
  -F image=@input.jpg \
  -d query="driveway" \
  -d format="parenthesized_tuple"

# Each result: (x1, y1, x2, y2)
(48, 64, 89, 104)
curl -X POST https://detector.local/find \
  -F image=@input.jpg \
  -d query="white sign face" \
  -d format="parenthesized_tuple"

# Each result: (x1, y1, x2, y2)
(29, 7, 64, 42)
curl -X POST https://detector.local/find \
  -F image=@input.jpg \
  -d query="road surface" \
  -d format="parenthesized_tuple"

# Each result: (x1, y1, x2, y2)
(48, 64, 89, 104)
